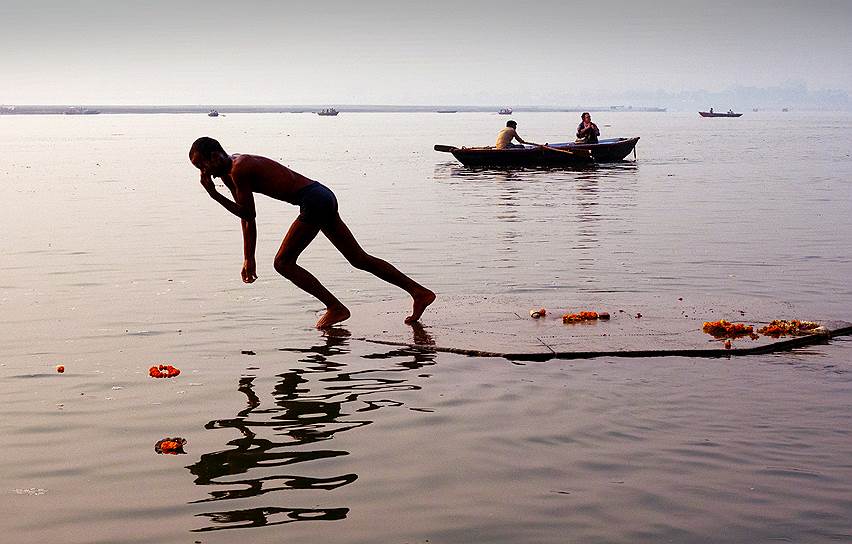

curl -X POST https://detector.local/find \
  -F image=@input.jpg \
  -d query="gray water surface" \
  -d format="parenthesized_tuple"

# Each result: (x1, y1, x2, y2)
(1, 111, 851, 543)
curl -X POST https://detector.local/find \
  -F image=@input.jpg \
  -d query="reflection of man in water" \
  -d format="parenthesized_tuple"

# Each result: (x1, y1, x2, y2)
(495, 120, 530, 149)
(189, 137, 435, 329)
(186, 333, 436, 532)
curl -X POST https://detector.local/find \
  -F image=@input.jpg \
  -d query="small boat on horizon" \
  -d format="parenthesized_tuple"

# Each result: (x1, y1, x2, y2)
(207, 109, 219, 117)
(498, 107, 513, 115)
(434, 137, 639, 168)
(699, 109, 742, 118)
(64, 107, 100, 115)
(317, 108, 339, 116)
(437, 110, 457, 113)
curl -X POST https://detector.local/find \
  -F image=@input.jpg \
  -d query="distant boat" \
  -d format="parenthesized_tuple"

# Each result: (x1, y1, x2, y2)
(64, 107, 100, 115)
(498, 107, 512, 115)
(699, 110, 742, 118)
(436, 110, 457, 113)
(752, 107, 758, 112)
(207, 109, 219, 117)
(782, 108, 789, 112)
(317, 108, 339, 116)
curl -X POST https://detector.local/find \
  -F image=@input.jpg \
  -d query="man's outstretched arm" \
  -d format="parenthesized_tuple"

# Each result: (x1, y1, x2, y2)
(200, 174, 258, 282)
(241, 217, 257, 283)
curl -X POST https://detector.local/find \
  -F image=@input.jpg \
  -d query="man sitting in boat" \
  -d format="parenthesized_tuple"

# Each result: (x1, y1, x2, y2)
(575, 112, 600, 144)
(495, 120, 530, 149)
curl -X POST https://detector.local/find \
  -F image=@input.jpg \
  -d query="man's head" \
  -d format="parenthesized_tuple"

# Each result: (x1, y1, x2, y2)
(189, 137, 230, 176)
(506, 120, 517, 128)
(581, 112, 591, 122)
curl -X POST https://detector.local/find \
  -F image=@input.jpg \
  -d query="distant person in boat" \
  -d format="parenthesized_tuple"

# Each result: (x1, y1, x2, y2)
(575, 112, 600, 144)
(495, 120, 530, 149)
(709, 107, 714, 114)
(188, 137, 436, 329)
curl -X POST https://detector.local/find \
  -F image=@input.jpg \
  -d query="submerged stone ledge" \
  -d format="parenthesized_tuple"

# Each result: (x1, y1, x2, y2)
(345, 295, 852, 361)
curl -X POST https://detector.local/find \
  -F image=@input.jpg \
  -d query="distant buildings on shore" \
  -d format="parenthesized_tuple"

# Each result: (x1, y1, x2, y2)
(0, 104, 671, 115)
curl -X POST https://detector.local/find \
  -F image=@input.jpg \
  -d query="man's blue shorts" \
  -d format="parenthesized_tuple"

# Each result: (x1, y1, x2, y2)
(293, 182, 338, 227)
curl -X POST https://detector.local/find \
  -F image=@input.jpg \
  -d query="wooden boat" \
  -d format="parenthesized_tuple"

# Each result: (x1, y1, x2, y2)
(207, 109, 219, 117)
(699, 110, 742, 117)
(498, 107, 513, 115)
(434, 137, 639, 167)
(317, 108, 339, 116)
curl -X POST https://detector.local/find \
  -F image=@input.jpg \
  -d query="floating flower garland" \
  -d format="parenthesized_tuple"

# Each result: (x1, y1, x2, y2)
(757, 320, 820, 337)
(702, 320, 756, 339)
(154, 437, 187, 455)
(563, 311, 600, 324)
(149, 364, 180, 378)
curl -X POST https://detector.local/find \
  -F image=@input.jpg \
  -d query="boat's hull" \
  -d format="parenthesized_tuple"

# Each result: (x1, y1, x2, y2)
(547, 137, 640, 163)
(699, 111, 742, 117)
(450, 146, 593, 168)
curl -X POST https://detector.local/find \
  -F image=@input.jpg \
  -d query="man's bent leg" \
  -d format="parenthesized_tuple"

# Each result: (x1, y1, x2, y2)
(321, 214, 435, 323)
(274, 218, 350, 328)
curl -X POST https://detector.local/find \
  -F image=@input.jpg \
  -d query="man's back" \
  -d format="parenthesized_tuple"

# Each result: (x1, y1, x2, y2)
(495, 127, 518, 149)
(231, 154, 315, 203)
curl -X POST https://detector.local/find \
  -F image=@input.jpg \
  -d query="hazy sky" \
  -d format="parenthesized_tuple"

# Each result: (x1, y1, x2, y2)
(1, 0, 850, 105)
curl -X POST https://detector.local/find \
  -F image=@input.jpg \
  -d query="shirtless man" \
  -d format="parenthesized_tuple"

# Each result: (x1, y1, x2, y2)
(188, 137, 435, 329)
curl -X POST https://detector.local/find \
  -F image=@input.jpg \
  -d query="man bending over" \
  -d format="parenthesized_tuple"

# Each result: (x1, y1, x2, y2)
(189, 137, 435, 329)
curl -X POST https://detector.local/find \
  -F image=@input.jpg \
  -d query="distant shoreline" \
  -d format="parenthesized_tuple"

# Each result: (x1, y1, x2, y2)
(0, 104, 668, 115)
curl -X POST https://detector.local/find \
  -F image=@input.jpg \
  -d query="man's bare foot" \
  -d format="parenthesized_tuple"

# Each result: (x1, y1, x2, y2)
(316, 305, 351, 329)
(405, 289, 436, 324)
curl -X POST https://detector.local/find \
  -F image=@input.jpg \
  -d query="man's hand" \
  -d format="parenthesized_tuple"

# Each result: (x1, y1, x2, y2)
(241, 259, 257, 283)
(200, 173, 216, 194)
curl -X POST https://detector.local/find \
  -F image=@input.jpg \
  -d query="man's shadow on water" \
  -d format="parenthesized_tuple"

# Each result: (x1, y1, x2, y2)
(186, 326, 437, 533)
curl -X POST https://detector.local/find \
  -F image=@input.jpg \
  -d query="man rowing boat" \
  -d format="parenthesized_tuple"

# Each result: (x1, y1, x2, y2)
(495, 120, 531, 149)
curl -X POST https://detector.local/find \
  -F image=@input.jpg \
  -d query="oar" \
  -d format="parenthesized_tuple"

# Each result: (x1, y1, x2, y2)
(434, 144, 458, 153)
(528, 142, 592, 159)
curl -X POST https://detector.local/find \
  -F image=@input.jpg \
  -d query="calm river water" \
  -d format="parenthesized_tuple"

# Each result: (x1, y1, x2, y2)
(1, 111, 851, 543)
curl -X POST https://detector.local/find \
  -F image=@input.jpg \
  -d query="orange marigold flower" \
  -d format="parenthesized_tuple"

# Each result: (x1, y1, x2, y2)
(155, 437, 187, 455)
(149, 364, 181, 378)
(757, 319, 820, 337)
(563, 311, 600, 324)
(702, 320, 754, 339)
